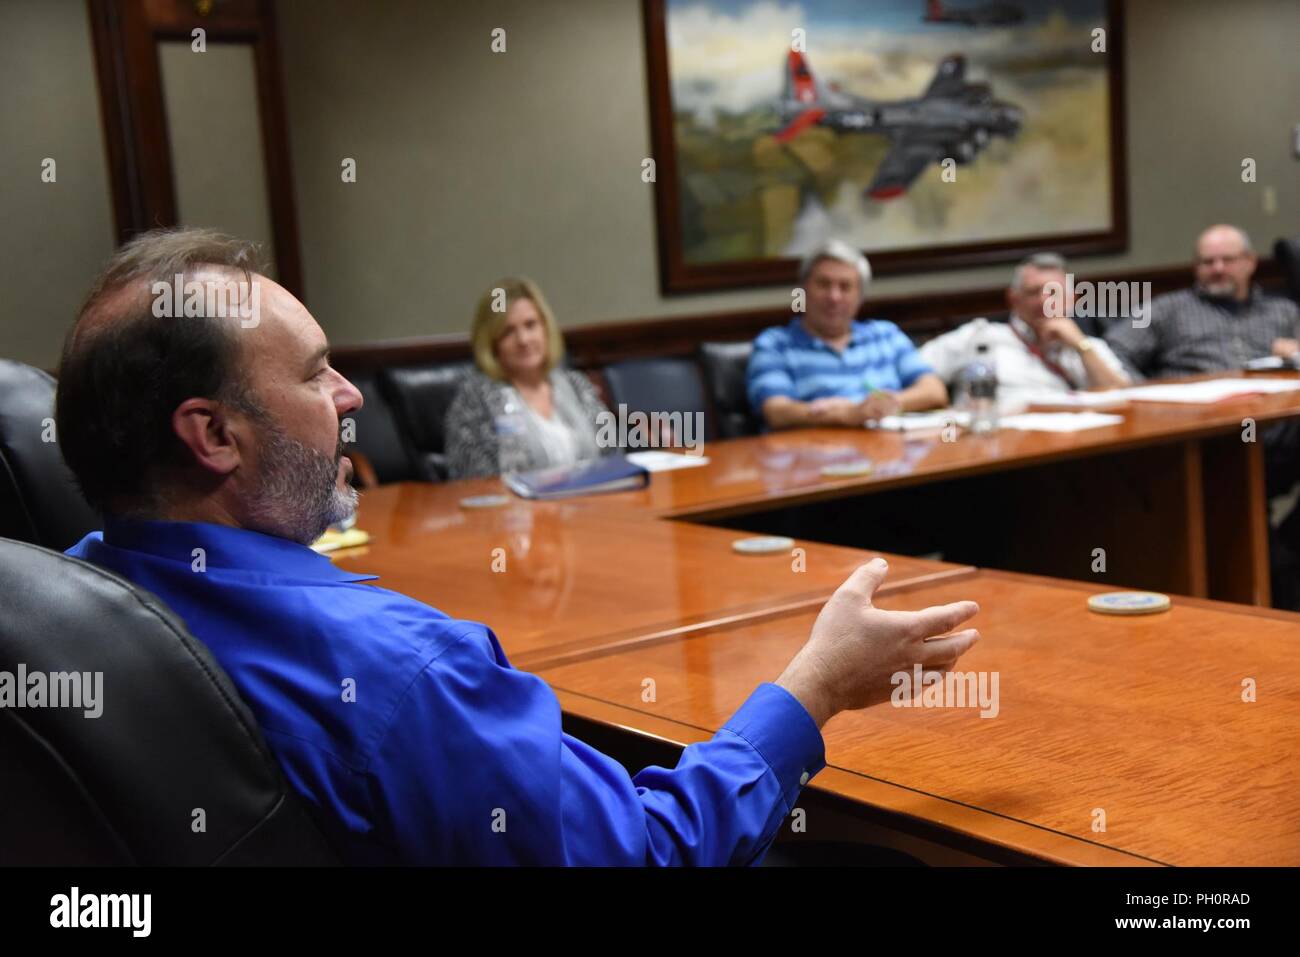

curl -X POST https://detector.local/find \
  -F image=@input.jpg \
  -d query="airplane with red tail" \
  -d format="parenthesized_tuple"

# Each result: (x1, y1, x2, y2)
(773, 49, 1023, 200)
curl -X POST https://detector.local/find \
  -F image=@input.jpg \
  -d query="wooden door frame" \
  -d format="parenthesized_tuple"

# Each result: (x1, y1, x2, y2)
(86, 0, 304, 299)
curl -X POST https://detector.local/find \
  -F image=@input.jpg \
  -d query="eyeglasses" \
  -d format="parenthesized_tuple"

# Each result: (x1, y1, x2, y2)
(1197, 254, 1248, 267)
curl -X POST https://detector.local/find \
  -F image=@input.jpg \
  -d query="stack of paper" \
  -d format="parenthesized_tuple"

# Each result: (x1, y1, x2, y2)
(625, 450, 710, 472)
(872, 411, 970, 431)
(999, 412, 1125, 433)
(1021, 390, 1129, 410)
(1117, 378, 1300, 404)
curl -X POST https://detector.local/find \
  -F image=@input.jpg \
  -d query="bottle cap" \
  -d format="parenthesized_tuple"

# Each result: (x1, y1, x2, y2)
(731, 536, 795, 555)
(1087, 591, 1171, 615)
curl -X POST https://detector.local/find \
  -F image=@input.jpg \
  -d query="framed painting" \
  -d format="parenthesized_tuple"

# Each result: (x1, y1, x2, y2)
(643, 0, 1128, 292)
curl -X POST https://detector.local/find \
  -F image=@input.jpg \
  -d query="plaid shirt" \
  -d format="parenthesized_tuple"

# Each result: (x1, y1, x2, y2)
(1105, 286, 1300, 380)
(746, 317, 933, 412)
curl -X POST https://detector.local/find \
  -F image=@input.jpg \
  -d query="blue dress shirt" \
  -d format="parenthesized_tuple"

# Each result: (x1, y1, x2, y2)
(747, 317, 934, 413)
(66, 518, 826, 865)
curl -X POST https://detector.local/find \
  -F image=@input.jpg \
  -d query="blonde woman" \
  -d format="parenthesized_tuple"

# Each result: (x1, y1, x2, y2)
(444, 278, 610, 479)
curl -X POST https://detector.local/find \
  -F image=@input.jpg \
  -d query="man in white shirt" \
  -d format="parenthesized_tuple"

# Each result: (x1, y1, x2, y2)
(920, 253, 1131, 405)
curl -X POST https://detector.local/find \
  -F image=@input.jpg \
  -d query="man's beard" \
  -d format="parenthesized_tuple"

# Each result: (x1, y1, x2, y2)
(1198, 278, 1238, 298)
(245, 416, 357, 545)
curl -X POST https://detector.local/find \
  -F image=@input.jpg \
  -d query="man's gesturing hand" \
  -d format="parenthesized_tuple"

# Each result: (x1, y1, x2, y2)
(776, 558, 980, 729)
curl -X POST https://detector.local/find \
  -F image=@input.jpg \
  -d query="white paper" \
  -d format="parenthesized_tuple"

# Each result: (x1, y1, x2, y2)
(1117, 378, 1300, 404)
(625, 450, 711, 472)
(998, 412, 1125, 432)
(1020, 389, 1129, 409)
(872, 411, 970, 431)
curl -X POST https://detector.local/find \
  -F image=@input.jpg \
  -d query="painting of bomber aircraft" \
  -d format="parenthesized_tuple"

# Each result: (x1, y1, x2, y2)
(773, 50, 1024, 200)
(644, 0, 1126, 293)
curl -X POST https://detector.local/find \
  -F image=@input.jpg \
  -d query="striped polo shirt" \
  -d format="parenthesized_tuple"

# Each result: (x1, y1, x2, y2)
(746, 317, 933, 413)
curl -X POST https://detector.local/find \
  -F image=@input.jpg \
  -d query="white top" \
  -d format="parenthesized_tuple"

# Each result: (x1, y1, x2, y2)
(523, 400, 582, 468)
(920, 316, 1130, 405)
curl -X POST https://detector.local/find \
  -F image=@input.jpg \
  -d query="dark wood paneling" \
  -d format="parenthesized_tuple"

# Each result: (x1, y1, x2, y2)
(88, 0, 177, 242)
(1202, 431, 1271, 606)
(250, 1, 303, 297)
(87, 0, 304, 297)
(141, 0, 261, 33)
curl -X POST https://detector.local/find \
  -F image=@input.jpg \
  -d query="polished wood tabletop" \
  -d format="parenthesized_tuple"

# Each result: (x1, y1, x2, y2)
(330, 374, 1300, 865)
(592, 380, 1300, 521)
(538, 569, 1300, 867)
(334, 480, 972, 667)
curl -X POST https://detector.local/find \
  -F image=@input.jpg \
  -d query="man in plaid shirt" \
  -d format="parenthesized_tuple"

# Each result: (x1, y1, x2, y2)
(1107, 224, 1300, 609)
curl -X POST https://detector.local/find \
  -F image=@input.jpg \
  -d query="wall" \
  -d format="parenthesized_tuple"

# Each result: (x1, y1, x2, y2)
(275, 0, 1299, 347)
(0, 0, 115, 369)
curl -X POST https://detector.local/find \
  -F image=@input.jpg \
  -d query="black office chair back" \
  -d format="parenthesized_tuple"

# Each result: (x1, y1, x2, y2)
(341, 369, 419, 484)
(378, 361, 474, 482)
(1275, 237, 1300, 306)
(697, 341, 759, 439)
(0, 538, 338, 865)
(602, 357, 715, 447)
(0, 359, 99, 550)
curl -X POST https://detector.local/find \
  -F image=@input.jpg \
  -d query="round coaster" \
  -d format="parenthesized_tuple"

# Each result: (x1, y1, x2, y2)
(459, 494, 510, 509)
(1087, 591, 1171, 616)
(732, 535, 795, 555)
(821, 460, 874, 478)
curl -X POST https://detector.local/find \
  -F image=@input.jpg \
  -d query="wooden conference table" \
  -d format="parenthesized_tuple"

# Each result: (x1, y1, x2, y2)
(334, 377, 1300, 866)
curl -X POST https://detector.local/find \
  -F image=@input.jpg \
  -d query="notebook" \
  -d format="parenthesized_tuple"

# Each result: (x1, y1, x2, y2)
(503, 455, 650, 500)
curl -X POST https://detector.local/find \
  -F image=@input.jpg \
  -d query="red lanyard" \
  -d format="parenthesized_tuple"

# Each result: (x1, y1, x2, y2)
(1009, 322, 1076, 388)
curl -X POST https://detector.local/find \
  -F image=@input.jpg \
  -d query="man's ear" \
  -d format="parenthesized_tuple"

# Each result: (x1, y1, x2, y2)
(1005, 288, 1017, 312)
(172, 398, 244, 476)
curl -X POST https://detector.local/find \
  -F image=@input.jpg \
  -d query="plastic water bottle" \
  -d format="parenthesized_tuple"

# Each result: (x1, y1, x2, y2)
(966, 340, 999, 434)
(491, 390, 530, 475)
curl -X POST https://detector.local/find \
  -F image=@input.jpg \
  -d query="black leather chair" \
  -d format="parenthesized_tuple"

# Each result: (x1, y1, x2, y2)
(602, 357, 714, 447)
(0, 538, 338, 865)
(0, 359, 100, 551)
(377, 361, 475, 482)
(697, 342, 760, 439)
(1274, 236, 1300, 307)
(341, 369, 419, 485)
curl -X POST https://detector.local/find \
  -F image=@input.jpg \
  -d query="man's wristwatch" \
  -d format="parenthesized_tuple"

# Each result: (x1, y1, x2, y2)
(1075, 338, 1095, 354)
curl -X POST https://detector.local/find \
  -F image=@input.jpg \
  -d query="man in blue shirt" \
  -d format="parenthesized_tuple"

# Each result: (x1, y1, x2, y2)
(57, 228, 980, 865)
(748, 240, 948, 429)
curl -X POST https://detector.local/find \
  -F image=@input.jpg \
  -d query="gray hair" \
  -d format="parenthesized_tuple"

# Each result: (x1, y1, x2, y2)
(1011, 252, 1066, 291)
(798, 240, 872, 297)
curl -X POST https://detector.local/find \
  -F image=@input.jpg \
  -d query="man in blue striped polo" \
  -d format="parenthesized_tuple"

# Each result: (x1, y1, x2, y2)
(747, 240, 948, 429)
